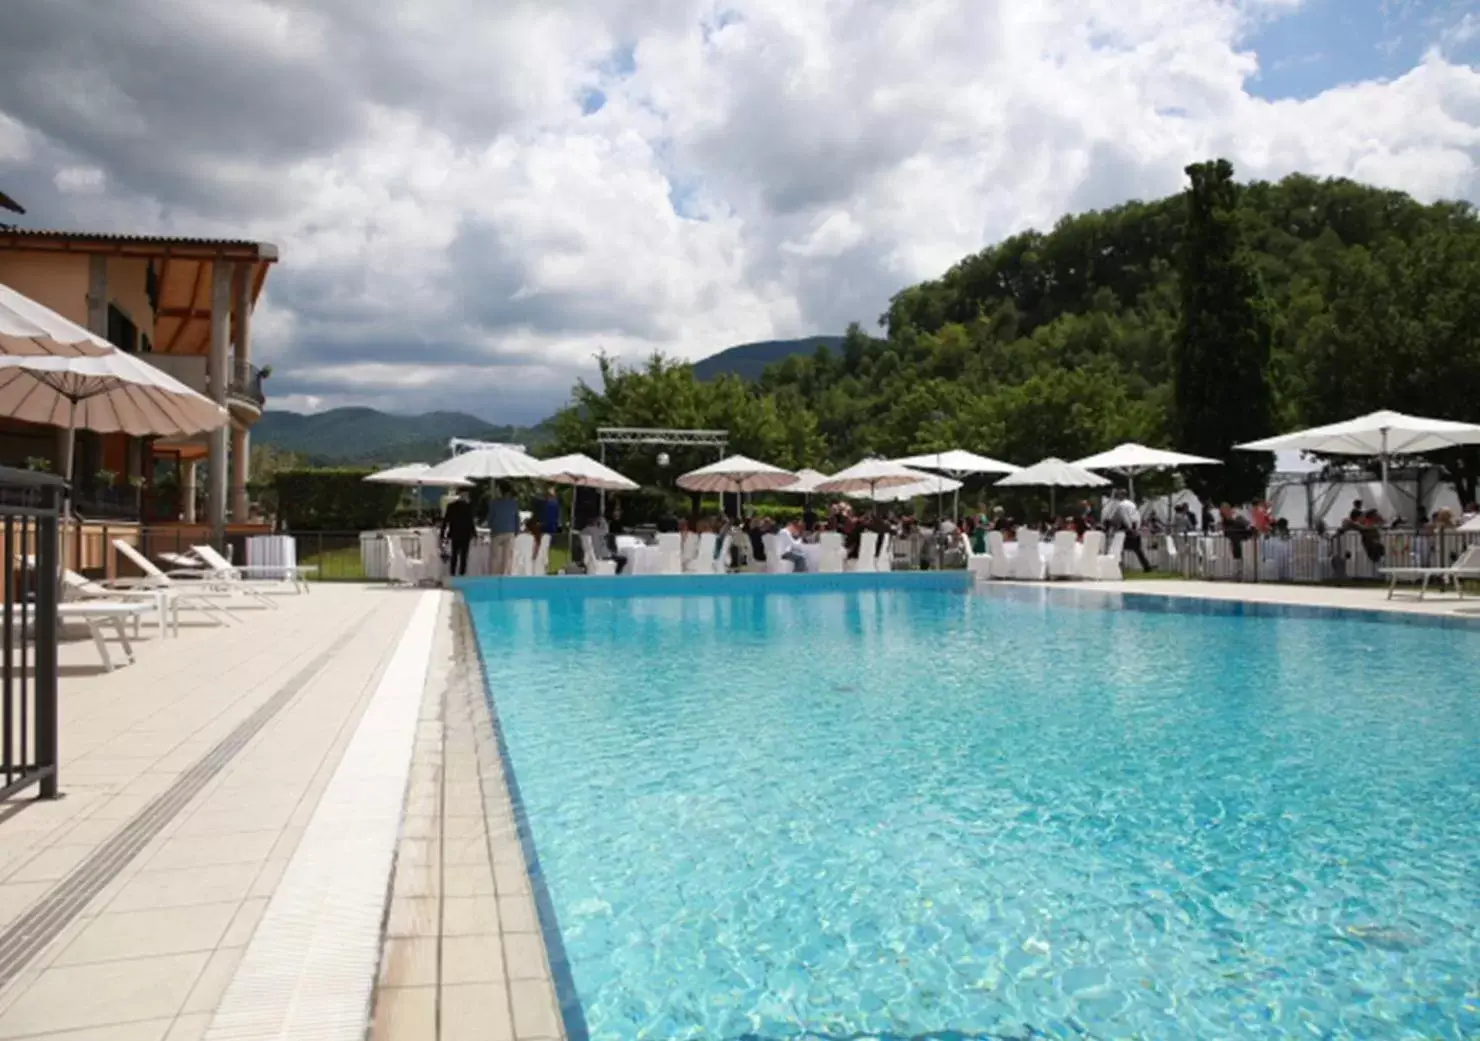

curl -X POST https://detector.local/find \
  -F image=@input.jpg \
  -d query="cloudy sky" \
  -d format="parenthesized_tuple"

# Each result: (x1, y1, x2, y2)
(3, 0, 1480, 424)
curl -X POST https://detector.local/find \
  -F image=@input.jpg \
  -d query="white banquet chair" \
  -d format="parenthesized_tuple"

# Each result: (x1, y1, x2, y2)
(1075, 530, 1104, 579)
(817, 532, 845, 573)
(988, 531, 1016, 579)
(876, 534, 894, 572)
(1014, 530, 1046, 580)
(510, 533, 535, 576)
(580, 534, 617, 576)
(1097, 531, 1126, 581)
(763, 533, 794, 573)
(684, 533, 716, 574)
(1048, 531, 1079, 579)
(655, 533, 683, 575)
(848, 531, 878, 573)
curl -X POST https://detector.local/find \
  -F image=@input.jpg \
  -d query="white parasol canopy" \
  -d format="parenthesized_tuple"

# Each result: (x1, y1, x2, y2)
(363, 463, 472, 488)
(421, 443, 549, 483)
(895, 449, 1020, 476)
(853, 473, 964, 503)
(996, 457, 1110, 515)
(538, 453, 639, 559)
(1072, 442, 1221, 499)
(895, 449, 1019, 519)
(538, 453, 639, 491)
(815, 458, 929, 498)
(1237, 409, 1480, 514)
(677, 455, 798, 495)
(779, 468, 832, 495)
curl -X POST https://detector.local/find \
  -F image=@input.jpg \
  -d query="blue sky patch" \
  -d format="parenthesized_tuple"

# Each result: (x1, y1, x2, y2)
(1245, 0, 1478, 100)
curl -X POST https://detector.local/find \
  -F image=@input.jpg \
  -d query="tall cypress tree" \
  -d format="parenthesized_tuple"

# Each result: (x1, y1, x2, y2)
(1174, 159, 1274, 505)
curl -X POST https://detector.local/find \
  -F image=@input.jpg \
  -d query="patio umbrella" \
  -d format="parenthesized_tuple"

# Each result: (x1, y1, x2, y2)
(815, 458, 932, 500)
(779, 468, 832, 496)
(363, 463, 472, 488)
(1072, 442, 1221, 499)
(855, 473, 964, 504)
(896, 449, 1020, 521)
(421, 442, 549, 483)
(0, 282, 228, 505)
(1237, 410, 1480, 520)
(995, 457, 1110, 516)
(677, 455, 798, 515)
(539, 453, 640, 559)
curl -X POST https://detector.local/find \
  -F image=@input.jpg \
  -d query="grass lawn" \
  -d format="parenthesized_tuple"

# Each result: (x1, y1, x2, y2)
(299, 538, 572, 581)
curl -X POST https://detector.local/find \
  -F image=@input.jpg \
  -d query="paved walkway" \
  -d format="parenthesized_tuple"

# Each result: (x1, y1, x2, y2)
(0, 584, 426, 1040)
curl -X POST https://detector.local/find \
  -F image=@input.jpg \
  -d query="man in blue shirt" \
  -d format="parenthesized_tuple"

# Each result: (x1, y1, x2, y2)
(487, 482, 521, 575)
(539, 486, 561, 536)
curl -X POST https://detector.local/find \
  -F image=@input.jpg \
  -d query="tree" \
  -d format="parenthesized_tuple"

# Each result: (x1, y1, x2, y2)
(1173, 159, 1274, 504)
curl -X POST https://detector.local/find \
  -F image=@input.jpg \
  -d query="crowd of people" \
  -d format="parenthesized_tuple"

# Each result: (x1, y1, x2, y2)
(437, 479, 1480, 578)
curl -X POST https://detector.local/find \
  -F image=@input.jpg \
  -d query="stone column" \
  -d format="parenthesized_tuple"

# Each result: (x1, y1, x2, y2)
(208, 261, 233, 547)
(231, 426, 250, 521)
(230, 264, 253, 522)
(182, 460, 198, 523)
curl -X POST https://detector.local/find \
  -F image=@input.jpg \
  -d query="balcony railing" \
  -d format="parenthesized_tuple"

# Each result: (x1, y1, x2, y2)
(141, 355, 266, 409)
(229, 363, 266, 408)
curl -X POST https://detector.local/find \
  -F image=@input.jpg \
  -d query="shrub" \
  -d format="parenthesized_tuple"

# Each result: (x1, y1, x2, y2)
(746, 503, 805, 523)
(274, 468, 403, 531)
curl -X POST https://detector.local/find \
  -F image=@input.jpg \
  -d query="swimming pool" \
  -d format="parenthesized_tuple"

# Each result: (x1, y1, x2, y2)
(465, 580, 1480, 1040)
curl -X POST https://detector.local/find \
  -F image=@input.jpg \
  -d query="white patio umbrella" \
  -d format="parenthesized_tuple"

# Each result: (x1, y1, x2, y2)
(855, 473, 964, 504)
(677, 455, 798, 515)
(995, 457, 1110, 516)
(1072, 442, 1221, 499)
(780, 468, 832, 496)
(363, 463, 472, 488)
(421, 442, 549, 483)
(0, 282, 228, 516)
(816, 458, 932, 500)
(896, 449, 1020, 520)
(1237, 410, 1480, 519)
(539, 453, 640, 560)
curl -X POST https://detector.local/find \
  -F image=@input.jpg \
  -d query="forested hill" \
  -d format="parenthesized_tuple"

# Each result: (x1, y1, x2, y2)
(551, 170, 1480, 501)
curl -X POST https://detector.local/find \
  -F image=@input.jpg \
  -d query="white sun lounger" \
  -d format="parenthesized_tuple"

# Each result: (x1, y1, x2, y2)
(1382, 545, 1480, 599)
(61, 568, 179, 638)
(6, 601, 147, 672)
(192, 544, 304, 604)
(110, 540, 244, 619)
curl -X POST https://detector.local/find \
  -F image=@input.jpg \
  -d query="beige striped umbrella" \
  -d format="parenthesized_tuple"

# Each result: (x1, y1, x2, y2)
(0, 283, 228, 485)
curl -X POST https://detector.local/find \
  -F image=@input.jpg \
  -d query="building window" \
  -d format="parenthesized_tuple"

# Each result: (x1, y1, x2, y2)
(107, 304, 137, 353)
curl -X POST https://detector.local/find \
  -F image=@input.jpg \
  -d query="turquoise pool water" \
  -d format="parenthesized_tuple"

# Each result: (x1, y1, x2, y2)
(467, 583, 1480, 1040)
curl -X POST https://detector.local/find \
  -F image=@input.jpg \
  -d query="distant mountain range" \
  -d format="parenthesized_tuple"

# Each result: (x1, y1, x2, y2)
(254, 407, 548, 466)
(257, 336, 838, 465)
(691, 335, 845, 381)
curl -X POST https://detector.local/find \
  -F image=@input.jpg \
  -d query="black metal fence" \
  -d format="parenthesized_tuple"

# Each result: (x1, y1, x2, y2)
(1, 466, 62, 801)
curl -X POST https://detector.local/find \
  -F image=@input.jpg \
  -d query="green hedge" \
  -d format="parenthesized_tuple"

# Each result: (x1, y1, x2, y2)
(746, 503, 805, 523)
(274, 468, 403, 531)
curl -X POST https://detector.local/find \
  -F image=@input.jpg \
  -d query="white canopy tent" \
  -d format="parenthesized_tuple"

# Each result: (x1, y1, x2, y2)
(1238, 410, 1480, 524)
(895, 449, 1019, 519)
(996, 457, 1111, 516)
(1072, 442, 1220, 499)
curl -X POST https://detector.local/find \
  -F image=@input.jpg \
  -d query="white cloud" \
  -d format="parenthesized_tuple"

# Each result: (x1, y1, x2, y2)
(4, 0, 1480, 422)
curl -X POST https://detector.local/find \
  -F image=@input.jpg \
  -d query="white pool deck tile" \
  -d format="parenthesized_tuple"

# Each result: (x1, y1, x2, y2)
(1, 575, 1470, 1041)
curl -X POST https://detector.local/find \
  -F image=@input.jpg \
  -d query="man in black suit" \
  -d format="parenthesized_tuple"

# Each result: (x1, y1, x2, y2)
(440, 488, 476, 576)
